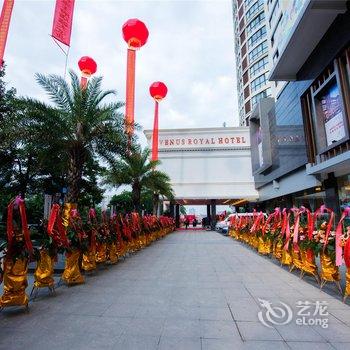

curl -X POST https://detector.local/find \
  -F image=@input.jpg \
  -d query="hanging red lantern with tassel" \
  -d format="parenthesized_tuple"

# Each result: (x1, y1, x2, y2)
(149, 81, 168, 162)
(122, 18, 149, 140)
(78, 56, 97, 89)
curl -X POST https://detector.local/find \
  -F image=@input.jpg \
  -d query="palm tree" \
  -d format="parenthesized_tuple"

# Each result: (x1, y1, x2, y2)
(22, 71, 126, 204)
(148, 174, 174, 215)
(104, 147, 173, 213)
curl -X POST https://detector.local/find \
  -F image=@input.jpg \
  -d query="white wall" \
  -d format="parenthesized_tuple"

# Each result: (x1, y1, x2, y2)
(144, 127, 258, 201)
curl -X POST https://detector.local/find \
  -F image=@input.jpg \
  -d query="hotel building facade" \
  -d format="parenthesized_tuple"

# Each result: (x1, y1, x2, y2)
(249, 0, 350, 214)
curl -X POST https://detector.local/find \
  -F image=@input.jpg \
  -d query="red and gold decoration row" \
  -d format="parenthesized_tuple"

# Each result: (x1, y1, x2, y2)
(229, 206, 350, 301)
(0, 198, 175, 310)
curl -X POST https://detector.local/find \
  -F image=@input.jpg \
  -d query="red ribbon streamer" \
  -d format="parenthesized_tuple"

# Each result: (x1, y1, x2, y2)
(125, 48, 136, 137)
(283, 212, 291, 250)
(7, 197, 33, 255)
(151, 101, 159, 161)
(47, 204, 59, 235)
(291, 208, 300, 252)
(47, 204, 68, 247)
(0, 0, 14, 67)
(335, 207, 350, 266)
(80, 76, 88, 89)
(344, 239, 350, 268)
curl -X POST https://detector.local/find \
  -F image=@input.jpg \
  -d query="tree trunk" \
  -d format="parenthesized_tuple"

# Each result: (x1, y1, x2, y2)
(153, 192, 159, 216)
(132, 182, 141, 213)
(67, 148, 84, 204)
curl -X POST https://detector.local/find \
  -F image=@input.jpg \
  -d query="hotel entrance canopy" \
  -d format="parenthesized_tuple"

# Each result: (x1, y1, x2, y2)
(144, 127, 258, 203)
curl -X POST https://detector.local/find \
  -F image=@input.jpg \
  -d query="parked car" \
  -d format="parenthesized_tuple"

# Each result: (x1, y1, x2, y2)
(215, 214, 236, 233)
(215, 212, 264, 234)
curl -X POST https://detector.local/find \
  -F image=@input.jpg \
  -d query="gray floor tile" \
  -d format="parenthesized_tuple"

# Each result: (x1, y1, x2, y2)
(287, 342, 336, 350)
(201, 337, 244, 350)
(237, 321, 283, 341)
(2, 230, 350, 349)
(200, 319, 241, 338)
(162, 318, 201, 338)
(158, 336, 201, 350)
(199, 306, 233, 321)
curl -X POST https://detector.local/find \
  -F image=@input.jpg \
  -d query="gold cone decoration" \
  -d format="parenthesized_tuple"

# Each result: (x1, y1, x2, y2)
(117, 240, 127, 258)
(0, 258, 29, 308)
(320, 253, 340, 282)
(291, 249, 303, 270)
(82, 248, 96, 271)
(345, 267, 350, 298)
(107, 242, 118, 264)
(62, 250, 84, 285)
(274, 241, 283, 260)
(281, 248, 293, 266)
(34, 250, 55, 288)
(95, 243, 107, 263)
(300, 249, 318, 276)
(258, 237, 272, 255)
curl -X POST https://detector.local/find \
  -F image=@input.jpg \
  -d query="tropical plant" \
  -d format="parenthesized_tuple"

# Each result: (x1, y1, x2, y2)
(21, 71, 127, 204)
(110, 189, 155, 215)
(104, 147, 173, 213)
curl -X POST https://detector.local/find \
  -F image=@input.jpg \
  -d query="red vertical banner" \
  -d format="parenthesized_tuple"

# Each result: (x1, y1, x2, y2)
(52, 0, 75, 46)
(0, 0, 14, 67)
(152, 101, 159, 161)
(125, 48, 136, 136)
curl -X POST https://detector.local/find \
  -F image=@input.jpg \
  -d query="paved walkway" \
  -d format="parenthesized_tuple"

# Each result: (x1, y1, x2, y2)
(1, 230, 350, 350)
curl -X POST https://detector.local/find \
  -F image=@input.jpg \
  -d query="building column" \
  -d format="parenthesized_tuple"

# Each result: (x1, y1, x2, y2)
(206, 204, 211, 227)
(175, 204, 180, 228)
(170, 201, 175, 218)
(324, 172, 340, 217)
(210, 199, 216, 230)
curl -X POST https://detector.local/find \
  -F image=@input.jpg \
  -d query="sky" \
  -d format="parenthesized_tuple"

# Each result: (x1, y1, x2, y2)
(4, 0, 239, 147)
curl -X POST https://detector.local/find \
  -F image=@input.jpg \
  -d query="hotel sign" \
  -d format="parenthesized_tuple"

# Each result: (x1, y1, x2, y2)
(158, 135, 248, 150)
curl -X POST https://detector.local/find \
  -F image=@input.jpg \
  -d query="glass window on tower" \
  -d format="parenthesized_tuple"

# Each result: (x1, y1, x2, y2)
(246, 12, 265, 35)
(249, 56, 269, 78)
(244, 0, 254, 9)
(248, 26, 267, 49)
(251, 88, 271, 108)
(251, 73, 268, 93)
(248, 40, 268, 63)
(246, 0, 264, 21)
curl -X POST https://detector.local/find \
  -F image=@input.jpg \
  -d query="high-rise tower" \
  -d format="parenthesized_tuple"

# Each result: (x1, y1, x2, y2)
(233, 0, 273, 125)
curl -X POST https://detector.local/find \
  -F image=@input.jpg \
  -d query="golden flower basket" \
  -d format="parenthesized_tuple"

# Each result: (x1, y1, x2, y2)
(34, 250, 55, 289)
(107, 242, 118, 264)
(95, 242, 107, 263)
(257, 237, 272, 255)
(273, 240, 283, 260)
(62, 250, 84, 285)
(82, 247, 96, 272)
(300, 249, 318, 281)
(290, 248, 303, 272)
(320, 252, 341, 293)
(0, 257, 29, 308)
(281, 247, 293, 266)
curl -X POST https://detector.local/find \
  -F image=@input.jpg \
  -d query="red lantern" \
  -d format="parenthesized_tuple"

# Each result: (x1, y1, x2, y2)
(122, 19, 149, 142)
(122, 18, 149, 49)
(78, 56, 97, 77)
(78, 56, 97, 89)
(150, 82, 168, 101)
(150, 82, 168, 162)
